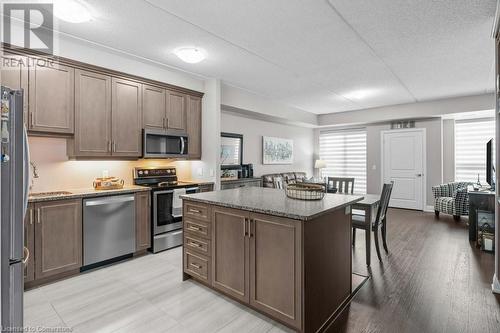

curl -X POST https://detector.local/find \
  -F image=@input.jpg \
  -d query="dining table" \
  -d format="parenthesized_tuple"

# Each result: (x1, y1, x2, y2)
(351, 194, 381, 266)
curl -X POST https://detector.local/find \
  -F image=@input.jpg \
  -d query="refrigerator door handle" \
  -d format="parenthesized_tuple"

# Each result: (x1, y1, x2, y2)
(22, 124, 30, 217)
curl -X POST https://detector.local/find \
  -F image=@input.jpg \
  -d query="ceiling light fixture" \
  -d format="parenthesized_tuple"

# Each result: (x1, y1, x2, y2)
(173, 47, 207, 64)
(53, 0, 93, 23)
(343, 89, 378, 100)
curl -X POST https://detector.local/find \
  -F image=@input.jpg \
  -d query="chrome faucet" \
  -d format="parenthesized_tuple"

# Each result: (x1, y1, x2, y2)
(29, 161, 39, 191)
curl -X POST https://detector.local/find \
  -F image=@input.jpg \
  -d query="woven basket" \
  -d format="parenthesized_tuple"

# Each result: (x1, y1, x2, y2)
(285, 183, 325, 200)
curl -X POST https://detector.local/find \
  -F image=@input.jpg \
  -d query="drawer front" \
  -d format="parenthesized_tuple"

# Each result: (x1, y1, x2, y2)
(184, 234, 211, 256)
(184, 202, 209, 222)
(184, 219, 211, 239)
(184, 250, 211, 284)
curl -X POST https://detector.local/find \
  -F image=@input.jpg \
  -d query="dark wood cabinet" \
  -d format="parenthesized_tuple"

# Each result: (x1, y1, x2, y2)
(34, 199, 82, 280)
(111, 78, 143, 157)
(199, 183, 214, 192)
(70, 69, 112, 157)
(249, 213, 302, 328)
(187, 95, 202, 159)
(29, 60, 75, 134)
(24, 204, 35, 283)
(143, 85, 166, 130)
(135, 192, 151, 251)
(211, 207, 249, 302)
(166, 90, 187, 131)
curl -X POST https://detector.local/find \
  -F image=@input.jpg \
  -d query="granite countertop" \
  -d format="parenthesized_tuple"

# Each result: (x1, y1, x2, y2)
(181, 187, 363, 221)
(28, 185, 150, 203)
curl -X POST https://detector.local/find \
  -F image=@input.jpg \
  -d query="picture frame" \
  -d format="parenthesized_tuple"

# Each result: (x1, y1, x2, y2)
(262, 136, 293, 165)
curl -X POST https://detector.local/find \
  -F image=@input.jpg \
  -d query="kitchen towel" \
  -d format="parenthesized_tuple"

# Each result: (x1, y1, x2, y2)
(172, 188, 186, 217)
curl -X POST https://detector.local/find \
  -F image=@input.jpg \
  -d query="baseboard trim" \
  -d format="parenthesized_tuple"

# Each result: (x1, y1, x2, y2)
(492, 274, 500, 294)
(424, 205, 434, 213)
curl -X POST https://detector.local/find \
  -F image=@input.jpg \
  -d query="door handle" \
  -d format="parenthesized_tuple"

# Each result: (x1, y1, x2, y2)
(416, 173, 423, 177)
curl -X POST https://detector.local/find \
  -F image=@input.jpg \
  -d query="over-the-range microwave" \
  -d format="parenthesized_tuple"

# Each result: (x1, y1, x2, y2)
(143, 129, 189, 158)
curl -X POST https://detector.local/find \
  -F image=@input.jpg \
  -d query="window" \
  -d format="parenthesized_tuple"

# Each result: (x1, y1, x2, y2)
(319, 129, 367, 194)
(455, 118, 495, 183)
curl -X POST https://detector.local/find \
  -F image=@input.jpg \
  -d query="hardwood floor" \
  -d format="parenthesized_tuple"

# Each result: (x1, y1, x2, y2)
(329, 208, 500, 333)
(24, 209, 500, 332)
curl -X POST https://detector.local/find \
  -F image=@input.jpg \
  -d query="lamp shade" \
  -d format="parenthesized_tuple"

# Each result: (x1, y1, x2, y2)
(314, 160, 327, 169)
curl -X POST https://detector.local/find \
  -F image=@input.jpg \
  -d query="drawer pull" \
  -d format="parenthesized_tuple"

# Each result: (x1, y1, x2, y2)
(187, 225, 203, 232)
(190, 263, 202, 270)
(189, 241, 202, 248)
(189, 208, 202, 214)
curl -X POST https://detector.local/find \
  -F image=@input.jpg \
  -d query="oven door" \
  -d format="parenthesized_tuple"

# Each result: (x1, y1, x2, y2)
(153, 190, 181, 235)
(143, 129, 188, 158)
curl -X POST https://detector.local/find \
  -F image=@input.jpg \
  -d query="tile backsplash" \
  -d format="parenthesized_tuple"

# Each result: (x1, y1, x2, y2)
(28, 136, 193, 192)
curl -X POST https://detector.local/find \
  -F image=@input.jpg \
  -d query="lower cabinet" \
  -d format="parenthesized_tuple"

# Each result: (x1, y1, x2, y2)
(34, 199, 83, 280)
(135, 192, 151, 251)
(202, 204, 302, 329)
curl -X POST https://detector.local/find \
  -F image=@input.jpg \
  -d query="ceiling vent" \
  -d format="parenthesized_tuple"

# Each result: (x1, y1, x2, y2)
(391, 120, 415, 129)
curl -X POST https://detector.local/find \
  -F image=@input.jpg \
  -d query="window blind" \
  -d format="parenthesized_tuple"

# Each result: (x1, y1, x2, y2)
(455, 118, 495, 183)
(319, 129, 367, 194)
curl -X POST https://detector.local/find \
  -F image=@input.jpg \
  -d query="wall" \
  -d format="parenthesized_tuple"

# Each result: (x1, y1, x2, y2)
(27, 137, 193, 193)
(221, 112, 314, 177)
(318, 118, 443, 208)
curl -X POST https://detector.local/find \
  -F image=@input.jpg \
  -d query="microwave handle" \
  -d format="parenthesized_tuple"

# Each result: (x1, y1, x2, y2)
(181, 137, 185, 154)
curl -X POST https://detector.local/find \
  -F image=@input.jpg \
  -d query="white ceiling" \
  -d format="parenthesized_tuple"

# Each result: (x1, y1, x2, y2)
(20, 0, 499, 114)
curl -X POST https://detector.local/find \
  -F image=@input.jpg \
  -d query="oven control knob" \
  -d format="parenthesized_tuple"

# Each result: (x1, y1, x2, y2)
(144, 170, 149, 175)
(138, 171, 143, 175)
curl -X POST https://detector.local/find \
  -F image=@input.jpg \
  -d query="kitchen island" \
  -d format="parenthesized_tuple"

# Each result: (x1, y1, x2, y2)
(181, 187, 363, 333)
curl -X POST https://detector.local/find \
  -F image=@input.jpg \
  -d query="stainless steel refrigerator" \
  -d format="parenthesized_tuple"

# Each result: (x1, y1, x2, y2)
(0, 86, 29, 330)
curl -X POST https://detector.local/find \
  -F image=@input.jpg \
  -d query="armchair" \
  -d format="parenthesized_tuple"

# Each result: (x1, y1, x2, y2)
(432, 182, 472, 221)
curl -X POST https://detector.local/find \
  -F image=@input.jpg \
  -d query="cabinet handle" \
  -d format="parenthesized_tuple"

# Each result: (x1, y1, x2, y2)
(190, 263, 202, 270)
(189, 241, 202, 248)
(189, 208, 201, 214)
(187, 226, 202, 232)
(30, 112, 34, 127)
(112, 141, 116, 152)
(162, 117, 166, 129)
(166, 118, 169, 128)
(249, 218, 254, 238)
(22, 247, 30, 265)
(37, 208, 41, 224)
(107, 140, 111, 152)
(244, 218, 248, 237)
(29, 208, 33, 225)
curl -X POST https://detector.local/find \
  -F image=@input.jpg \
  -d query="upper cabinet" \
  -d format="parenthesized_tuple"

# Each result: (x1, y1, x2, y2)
(167, 90, 187, 131)
(70, 69, 112, 157)
(187, 95, 202, 160)
(29, 59, 75, 134)
(143, 85, 166, 130)
(111, 78, 143, 157)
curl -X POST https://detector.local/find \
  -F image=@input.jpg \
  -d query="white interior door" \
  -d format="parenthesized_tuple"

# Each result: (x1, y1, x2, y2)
(382, 129, 425, 210)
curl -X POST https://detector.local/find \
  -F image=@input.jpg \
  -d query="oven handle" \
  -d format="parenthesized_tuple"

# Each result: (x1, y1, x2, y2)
(185, 187, 200, 193)
(180, 137, 185, 155)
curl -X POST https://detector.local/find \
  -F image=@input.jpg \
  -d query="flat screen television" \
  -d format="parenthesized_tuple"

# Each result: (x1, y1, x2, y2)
(486, 138, 495, 190)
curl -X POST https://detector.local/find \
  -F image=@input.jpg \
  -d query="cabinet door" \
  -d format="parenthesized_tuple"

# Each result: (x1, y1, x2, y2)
(166, 90, 186, 131)
(187, 95, 202, 159)
(1, 54, 29, 124)
(35, 199, 82, 279)
(143, 85, 166, 130)
(249, 213, 302, 328)
(212, 207, 249, 302)
(111, 78, 142, 157)
(29, 60, 74, 134)
(24, 204, 35, 283)
(135, 192, 151, 251)
(73, 69, 112, 156)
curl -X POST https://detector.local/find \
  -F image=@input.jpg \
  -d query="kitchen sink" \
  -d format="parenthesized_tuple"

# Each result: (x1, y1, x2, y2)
(29, 191, 73, 198)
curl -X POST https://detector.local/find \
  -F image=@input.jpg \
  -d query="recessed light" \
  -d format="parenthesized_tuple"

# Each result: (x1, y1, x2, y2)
(53, 0, 93, 23)
(343, 89, 378, 100)
(173, 47, 206, 64)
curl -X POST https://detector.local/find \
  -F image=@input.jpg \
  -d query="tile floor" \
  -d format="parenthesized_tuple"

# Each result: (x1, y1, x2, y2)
(24, 247, 293, 333)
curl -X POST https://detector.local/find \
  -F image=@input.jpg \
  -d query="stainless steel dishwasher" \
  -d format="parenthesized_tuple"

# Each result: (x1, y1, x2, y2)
(83, 194, 136, 266)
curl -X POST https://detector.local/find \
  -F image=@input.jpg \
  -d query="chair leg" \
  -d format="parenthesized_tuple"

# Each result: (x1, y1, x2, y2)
(381, 219, 388, 253)
(352, 228, 356, 246)
(373, 227, 383, 262)
(365, 226, 371, 266)
(434, 210, 439, 218)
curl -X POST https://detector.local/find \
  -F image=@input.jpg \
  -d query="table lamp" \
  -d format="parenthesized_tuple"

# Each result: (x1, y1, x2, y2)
(314, 160, 327, 181)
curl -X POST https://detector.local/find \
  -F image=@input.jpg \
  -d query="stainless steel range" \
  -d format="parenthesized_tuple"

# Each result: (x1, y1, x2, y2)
(133, 167, 199, 253)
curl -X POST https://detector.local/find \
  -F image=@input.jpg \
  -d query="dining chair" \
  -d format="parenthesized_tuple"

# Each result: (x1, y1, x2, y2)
(273, 176, 285, 189)
(327, 177, 355, 194)
(352, 182, 393, 263)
